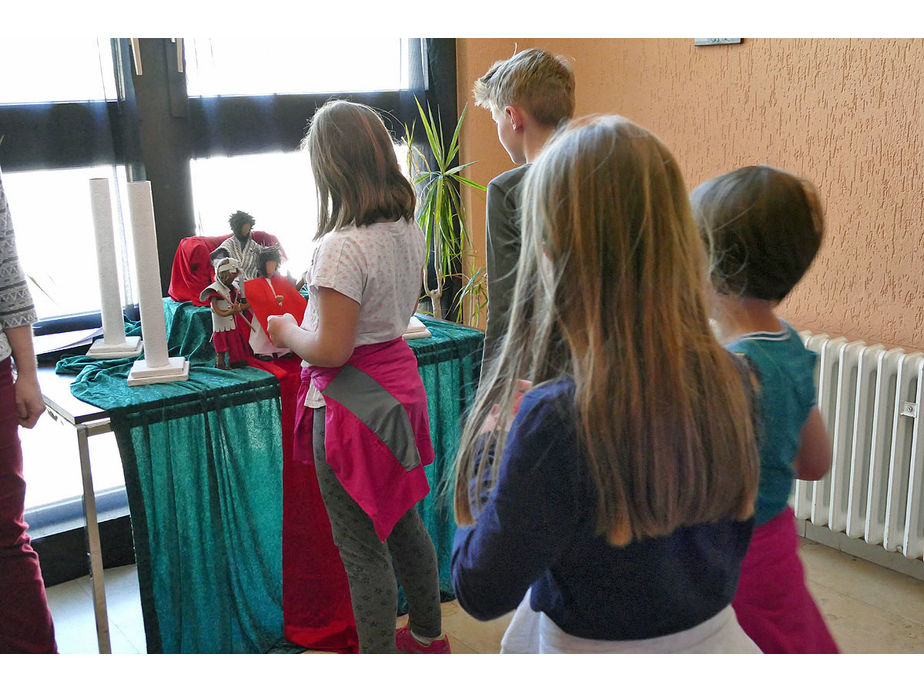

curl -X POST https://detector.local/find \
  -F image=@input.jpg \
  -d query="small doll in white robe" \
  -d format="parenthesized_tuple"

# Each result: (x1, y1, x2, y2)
(199, 257, 250, 369)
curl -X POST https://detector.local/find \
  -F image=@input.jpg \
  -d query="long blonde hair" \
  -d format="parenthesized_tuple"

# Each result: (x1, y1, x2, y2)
(454, 115, 759, 545)
(302, 100, 416, 239)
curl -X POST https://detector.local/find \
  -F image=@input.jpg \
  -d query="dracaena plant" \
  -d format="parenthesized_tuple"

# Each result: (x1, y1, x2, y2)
(405, 98, 487, 324)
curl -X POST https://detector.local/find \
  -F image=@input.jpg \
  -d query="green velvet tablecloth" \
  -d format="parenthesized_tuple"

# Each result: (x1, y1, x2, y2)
(57, 299, 482, 653)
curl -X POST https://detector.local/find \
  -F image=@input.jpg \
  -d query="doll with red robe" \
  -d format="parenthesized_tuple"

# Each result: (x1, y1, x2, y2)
(244, 245, 306, 360)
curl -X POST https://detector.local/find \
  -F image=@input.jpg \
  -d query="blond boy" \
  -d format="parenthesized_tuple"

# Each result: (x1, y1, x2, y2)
(473, 48, 574, 367)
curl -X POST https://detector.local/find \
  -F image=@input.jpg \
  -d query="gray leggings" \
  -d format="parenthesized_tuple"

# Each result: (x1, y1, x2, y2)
(313, 407, 442, 653)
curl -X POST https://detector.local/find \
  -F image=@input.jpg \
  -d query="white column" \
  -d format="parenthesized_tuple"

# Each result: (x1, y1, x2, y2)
(86, 178, 142, 359)
(126, 181, 189, 385)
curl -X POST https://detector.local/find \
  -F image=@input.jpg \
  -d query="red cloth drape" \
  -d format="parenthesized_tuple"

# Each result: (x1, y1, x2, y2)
(246, 352, 358, 653)
(168, 232, 285, 306)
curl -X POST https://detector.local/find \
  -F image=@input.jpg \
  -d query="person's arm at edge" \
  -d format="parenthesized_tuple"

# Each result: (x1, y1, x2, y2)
(6, 324, 43, 429)
(482, 176, 522, 357)
(794, 406, 832, 481)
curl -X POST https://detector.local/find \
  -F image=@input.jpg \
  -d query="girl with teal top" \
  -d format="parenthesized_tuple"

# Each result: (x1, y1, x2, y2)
(692, 164, 839, 654)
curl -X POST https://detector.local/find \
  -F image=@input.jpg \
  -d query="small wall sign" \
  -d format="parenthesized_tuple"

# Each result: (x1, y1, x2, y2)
(694, 38, 742, 46)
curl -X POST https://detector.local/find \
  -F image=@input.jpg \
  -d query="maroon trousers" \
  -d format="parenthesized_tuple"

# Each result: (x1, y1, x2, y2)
(732, 506, 838, 654)
(0, 357, 56, 653)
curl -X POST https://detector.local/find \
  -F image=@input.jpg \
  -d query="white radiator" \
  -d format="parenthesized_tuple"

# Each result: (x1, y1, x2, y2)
(793, 331, 924, 562)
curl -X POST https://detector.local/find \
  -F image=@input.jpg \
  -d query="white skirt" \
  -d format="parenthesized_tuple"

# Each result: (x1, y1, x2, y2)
(500, 590, 761, 654)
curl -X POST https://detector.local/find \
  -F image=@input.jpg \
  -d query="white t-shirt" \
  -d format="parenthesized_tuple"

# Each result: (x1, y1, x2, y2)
(300, 217, 426, 406)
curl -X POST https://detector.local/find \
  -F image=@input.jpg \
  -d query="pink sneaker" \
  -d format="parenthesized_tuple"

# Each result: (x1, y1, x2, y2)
(395, 625, 452, 653)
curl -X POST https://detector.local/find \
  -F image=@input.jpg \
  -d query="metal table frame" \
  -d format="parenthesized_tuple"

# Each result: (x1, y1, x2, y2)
(38, 367, 114, 654)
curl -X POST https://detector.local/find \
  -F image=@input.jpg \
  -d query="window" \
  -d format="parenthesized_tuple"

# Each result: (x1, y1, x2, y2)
(183, 38, 417, 280)
(0, 37, 132, 321)
(190, 150, 317, 279)
(189, 143, 411, 281)
(184, 37, 409, 97)
(3, 165, 135, 320)
(21, 417, 126, 512)
(0, 37, 117, 105)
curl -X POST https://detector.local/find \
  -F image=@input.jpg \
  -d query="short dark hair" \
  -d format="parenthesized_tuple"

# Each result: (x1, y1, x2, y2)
(691, 165, 824, 302)
(228, 210, 255, 234)
(257, 244, 282, 277)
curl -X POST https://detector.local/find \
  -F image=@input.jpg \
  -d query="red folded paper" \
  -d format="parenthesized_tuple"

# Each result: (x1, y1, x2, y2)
(243, 275, 307, 345)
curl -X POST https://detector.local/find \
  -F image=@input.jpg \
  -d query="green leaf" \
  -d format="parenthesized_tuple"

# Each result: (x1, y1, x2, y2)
(445, 161, 479, 176)
(450, 174, 487, 191)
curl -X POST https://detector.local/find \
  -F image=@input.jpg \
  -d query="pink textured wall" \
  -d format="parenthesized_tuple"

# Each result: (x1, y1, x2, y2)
(457, 38, 924, 350)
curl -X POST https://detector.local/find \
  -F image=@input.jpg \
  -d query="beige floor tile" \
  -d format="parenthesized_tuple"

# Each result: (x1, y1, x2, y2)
(810, 586, 924, 653)
(442, 606, 512, 653)
(438, 600, 463, 620)
(400, 600, 512, 653)
(91, 565, 147, 651)
(45, 577, 93, 623)
(447, 637, 479, 654)
(46, 569, 145, 654)
(48, 602, 141, 654)
(53, 620, 140, 654)
(109, 611, 148, 653)
(800, 541, 924, 627)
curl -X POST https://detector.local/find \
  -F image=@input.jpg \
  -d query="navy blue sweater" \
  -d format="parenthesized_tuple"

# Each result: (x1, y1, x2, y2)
(451, 378, 754, 641)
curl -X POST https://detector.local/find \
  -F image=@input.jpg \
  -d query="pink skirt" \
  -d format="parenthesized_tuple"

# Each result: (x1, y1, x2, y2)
(732, 506, 839, 653)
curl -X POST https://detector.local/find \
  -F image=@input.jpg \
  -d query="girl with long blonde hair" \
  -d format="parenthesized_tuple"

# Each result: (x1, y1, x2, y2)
(451, 115, 762, 653)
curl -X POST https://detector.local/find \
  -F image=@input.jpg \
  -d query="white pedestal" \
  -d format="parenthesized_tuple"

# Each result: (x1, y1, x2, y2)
(86, 335, 144, 360)
(125, 181, 189, 386)
(127, 356, 190, 386)
(89, 178, 135, 356)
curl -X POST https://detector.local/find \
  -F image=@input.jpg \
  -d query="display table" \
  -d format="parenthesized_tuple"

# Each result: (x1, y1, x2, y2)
(56, 299, 483, 653)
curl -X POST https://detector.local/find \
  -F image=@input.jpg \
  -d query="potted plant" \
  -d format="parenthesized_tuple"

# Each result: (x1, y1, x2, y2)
(405, 98, 487, 325)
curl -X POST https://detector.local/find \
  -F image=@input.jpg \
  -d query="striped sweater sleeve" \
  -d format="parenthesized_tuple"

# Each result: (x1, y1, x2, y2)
(0, 174, 38, 331)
